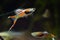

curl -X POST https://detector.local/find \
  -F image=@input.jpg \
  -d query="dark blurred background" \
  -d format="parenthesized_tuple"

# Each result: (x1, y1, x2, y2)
(0, 0, 60, 39)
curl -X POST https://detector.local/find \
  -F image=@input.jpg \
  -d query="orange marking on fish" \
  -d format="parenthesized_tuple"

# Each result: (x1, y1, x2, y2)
(19, 12, 26, 17)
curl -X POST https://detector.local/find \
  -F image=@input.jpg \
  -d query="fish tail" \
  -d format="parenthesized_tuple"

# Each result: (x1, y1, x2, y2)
(8, 19, 17, 31)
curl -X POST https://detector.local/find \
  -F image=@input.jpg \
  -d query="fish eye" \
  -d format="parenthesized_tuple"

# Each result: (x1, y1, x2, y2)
(0, 36, 4, 40)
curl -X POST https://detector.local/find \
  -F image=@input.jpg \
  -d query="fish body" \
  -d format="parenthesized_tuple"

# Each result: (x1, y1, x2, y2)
(31, 31, 55, 40)
(8, 8, 36, 19)
(8, 8, 36, 31)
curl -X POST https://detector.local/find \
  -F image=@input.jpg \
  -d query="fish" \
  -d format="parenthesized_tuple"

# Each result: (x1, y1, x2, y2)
(8, 8, 36, 31)
(31, 31, 55, 40)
